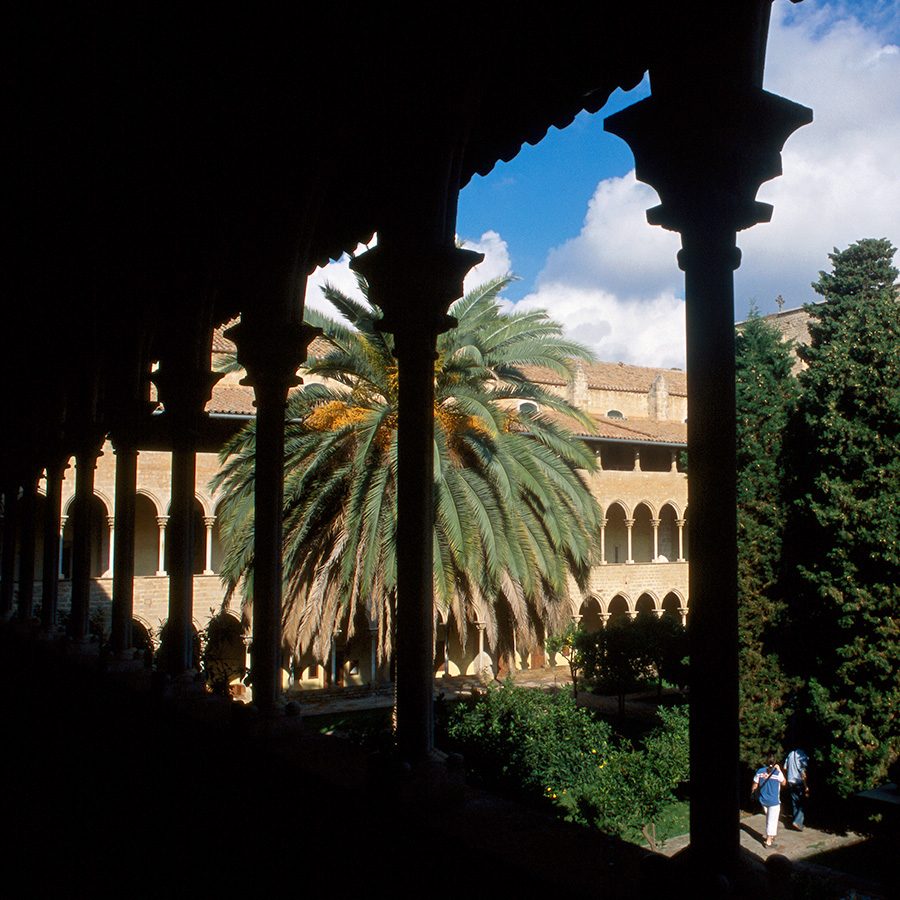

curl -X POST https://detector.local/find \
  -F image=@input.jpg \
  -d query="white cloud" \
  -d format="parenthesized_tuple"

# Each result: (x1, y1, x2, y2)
(739, 1, 900, 309)
(303, 230, 515, 321)
(515, 285, 686, 370)
(512, 173, 685, 368)
(303, 240, 375, 318)
(461, 230, 512, 293)
(508, 3, 899, 366)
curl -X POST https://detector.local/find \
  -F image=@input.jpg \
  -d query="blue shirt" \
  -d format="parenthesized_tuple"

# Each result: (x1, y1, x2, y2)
(754, 765, 785, 806)
(784, 749, 808, 784)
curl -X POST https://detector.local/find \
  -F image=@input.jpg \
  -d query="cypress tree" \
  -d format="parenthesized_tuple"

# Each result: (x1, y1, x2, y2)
(735, 308, 799, 769)
(785, 238, 900, 794)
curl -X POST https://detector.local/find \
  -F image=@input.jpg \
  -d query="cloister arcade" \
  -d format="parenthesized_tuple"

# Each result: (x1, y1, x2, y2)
(3, 2, 812, 884)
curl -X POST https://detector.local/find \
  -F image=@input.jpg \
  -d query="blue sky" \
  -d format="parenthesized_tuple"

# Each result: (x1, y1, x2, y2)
(310, 2, 900, 368)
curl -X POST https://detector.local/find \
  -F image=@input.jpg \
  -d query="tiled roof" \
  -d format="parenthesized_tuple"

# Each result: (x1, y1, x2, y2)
(211, 320, 238, 353)
(583, 414, 686, 445)
(520, 361, 687, 396)
(206, 384, 256, 416)
(543, 410, 686, 445)
(211, 322, 332, 359)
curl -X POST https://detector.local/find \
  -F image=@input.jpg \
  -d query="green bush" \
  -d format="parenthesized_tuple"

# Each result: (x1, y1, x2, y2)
(562, 705, 689, 848)
(446, 681, 613, 797)
(446, 683, 689, 850)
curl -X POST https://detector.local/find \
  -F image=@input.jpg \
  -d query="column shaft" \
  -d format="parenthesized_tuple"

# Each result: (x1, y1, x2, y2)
(625, 519, 634, 564)
(16, 476, 38, 620)
(682, 231, 740, 866)
(111, 444, 138, 656)
(203, 517, 215, 575)
(250, 381, 289, 710)
(165, 443, 196, 675)
(41, 462, 65, 631)
(394, 339, 437, 760)
(69, 449, 98, 641)
(0, 487, 15, 619)
(156, 517, 167, 575)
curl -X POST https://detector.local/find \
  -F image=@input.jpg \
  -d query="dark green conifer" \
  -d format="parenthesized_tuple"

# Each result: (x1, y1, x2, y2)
(785, 238, 900, 794)
(735, 308, 799, 769)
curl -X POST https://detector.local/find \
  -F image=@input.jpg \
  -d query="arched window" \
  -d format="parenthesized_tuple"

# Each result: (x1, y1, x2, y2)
(607, 409, 624, 419)
(518, 401, 538, 415)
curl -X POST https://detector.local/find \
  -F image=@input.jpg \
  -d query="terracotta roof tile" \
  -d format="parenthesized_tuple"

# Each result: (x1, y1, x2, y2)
(583, 415, 686, 445)
(520, 361, 687, 395)
(206, 384, 256, 416)
(542, 410, 686, 445)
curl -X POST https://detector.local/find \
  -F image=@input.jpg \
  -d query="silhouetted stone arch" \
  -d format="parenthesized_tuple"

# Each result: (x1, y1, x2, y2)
(61, 494, 109, 578)
(658, 502, 679, 562)
(662, 591, 684, 620)
(605, 501, 628, 564)
(580, 596, 604, 633)
(636, 592, 657, 617)
(632, 502, 654, 563)
(607, 594, 630, 624)
(134, 492, 160, 576)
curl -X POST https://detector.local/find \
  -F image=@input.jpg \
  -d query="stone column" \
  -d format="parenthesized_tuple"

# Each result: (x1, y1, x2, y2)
(370, 623, 379, 685)
(16, 472, 39, 621)
(104, 516, 115, 579)
(605, 40, 811, 873)
(352, 239, 482, 763)
(624, 518, 634, 564)
(41, 459, 67, 632)
(110, 441, 138, 658)
(632, 449, 641, 472)
(155, 516, 168, 576)
(676, 518, 686, 562)
(152, 356, 220, 679)
(69, 443, 102, 642)
(670, 450, 679, 473)
(626, 609, 637, 622)
(0, 485, 15, 621)
(165, 438, 197, 675)
(600, 612, 610, 629)
(475, 621, 487, 677)
(651, 517, 660, 562)
(599, 518, 607, 564)
(226, 317, 315, 713)
(58, 517, 67, 578)
(202, 516, 215, 575)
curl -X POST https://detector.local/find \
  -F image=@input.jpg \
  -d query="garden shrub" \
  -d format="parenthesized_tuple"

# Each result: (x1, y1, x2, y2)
(446, 683, 689, 850)
(446, 681, 613, 796)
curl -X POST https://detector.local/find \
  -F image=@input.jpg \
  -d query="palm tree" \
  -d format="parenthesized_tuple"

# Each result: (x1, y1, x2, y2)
(212, 274, 602, 671)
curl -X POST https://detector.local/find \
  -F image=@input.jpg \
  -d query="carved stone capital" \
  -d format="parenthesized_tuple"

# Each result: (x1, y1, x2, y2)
(350, 243, 483, 342)
(605, 88, 812, 237)
(225, 319, 319, 391)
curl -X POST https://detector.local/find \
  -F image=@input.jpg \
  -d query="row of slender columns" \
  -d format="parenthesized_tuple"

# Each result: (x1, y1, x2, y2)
(600, 517, 687, 564)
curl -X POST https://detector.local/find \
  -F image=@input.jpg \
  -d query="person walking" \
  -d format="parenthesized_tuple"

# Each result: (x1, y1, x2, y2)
(752, 755, 786, 848)
(784, 747, 810, 830)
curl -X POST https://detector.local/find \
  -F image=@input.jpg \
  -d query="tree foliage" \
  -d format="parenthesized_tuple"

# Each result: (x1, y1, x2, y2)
(784, 238, 900, 794)
(735, 309, 800, 769)
(445, 682, 689, 850)
(577, 615, 688, 715)
(213, 275, 603, 667)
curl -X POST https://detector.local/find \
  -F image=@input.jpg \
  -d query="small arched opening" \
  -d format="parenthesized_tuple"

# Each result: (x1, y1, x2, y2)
(605, 502, 628, 564)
